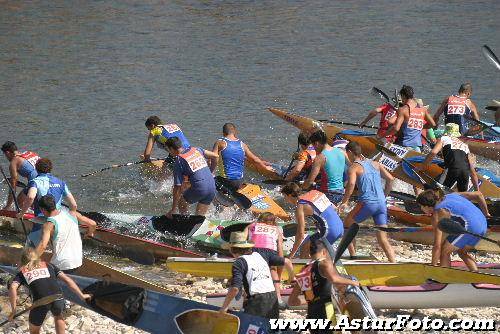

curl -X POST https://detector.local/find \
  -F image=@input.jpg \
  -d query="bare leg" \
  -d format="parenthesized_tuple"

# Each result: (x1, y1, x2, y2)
(440, 241, 457, 268)
(195, 203, 210, 216)
(343, 205, 359, 257)
(54, 316, 66, 334)
(457, 247, 478, 271)
(270, 267, 282, 301)
(376, 229, 396, 263)
(178, 197, 189, 215)
(29, 323, 41, 334)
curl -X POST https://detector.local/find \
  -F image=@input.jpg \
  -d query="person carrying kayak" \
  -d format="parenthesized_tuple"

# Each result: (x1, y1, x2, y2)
(339, 141, 396, 262)
(211, 123, 272, 189)
(358, 101, 397, 142)
(34, 195, 96, 274)
(285, 133, 317, 182)
(416, 189, 489, 271)
(384, 85, 436, 152)
(1, 141, 40, 210)
(165, 137, 218, 216)
(142, 115, 191, 167)
(8, 247, 91, 334)
(219, 231, 294, 318)
(421, 123, 479, 192)
(244, 212, 291, 308)
(433, 83, 480, 135)
(17, 158, 78, 246)
(288, 235, 360, 333)
(281, 182, 344, 258)
(303, 130, 349, 205)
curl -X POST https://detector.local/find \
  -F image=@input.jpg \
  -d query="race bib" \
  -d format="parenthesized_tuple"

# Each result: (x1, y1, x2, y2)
(296, 265, 314, 301)
(407, 117, 424, 130)
(450, 138, 469, 153)
(311, 193, 331, 213)
(379, 155, 399, 171)
(21, 152, 40, 167)
(447, 104, 466, 115)
(254, 223, 277, 236)
(184, 150, 208, 173)
(163, 124, 181, 133)
(22, 265, 50, 285)
(384, 108, 396, 121)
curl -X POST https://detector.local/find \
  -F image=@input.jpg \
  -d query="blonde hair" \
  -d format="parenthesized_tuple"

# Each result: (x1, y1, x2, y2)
(257, 212, 277, 225)
(20, 247, 41, 271)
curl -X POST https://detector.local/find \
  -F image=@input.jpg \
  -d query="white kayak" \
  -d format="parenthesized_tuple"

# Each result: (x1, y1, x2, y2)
(207, 282, 500, 310)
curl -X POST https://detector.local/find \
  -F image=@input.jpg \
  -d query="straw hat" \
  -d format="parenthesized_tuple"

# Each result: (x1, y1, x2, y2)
(222, 231, 254, 249)
(485, 100, 500, 111)
(415, 98, 429, 109)
(444, 123, 461, 138)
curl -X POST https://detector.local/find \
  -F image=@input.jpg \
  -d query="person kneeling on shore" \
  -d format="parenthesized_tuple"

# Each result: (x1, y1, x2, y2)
(288, 235, 360, 334)
(8, 247, 91, 334)
(219, 231, 294, 318)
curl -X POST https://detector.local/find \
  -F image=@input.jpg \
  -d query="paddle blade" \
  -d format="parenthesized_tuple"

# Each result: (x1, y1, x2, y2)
(438, 218, 465, 235)
(482, 45, 500, 70)
(220, 223, 251, 242)
(214, 191, 236, 207)
(282, 224, 298, 238)
(370, 87, 390, 104)
(122, 247, 156, 266)
(334, 223, 359, 263)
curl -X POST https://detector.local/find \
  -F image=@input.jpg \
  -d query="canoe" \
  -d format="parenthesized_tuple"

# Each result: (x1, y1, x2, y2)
(387, 205, 431, 227)
(0, 209, 204, 260)
(389, 225, 500, 253)
(0, 266, 286, 334)
(461, 136, 499, 161)
(0, 242, 170, 294)
(165, 257, 500, 285)
(207, 282, 500, 309)
(267, 107, 500, 200)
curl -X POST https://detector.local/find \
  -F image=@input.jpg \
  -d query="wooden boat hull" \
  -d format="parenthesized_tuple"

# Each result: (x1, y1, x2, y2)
(387, 205, 431, 227)
(0, 210, 204, 259)
(389, 225, 500, 253)
(461, 137, 499, 161)
(207, 282, 500, 309)
(0, 265, 282, 334)
(166, 257, 500, 285)
(267, 107, 500, 200)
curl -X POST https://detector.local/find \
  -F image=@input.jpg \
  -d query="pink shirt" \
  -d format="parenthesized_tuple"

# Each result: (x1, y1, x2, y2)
(248, 223, 280, 251)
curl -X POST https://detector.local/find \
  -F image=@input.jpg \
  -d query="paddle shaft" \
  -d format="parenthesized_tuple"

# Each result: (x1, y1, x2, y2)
(282, 139, 300, 179)
(317, 120, 379, 129)
(482, 45, 500, 71)
(0, 166, 28, 237)
(464, 115, 500, 136)
(81, 158, 163, 177)
(0, 294, 63, 327)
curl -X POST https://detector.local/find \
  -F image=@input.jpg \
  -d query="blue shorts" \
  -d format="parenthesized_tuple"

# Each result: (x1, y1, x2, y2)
(303, 214, 344, 245)
(446, 233, 482, 249)
(183, 186, 216, 205)
(325, 190, 344, 205)
(353, 201, 388, 226)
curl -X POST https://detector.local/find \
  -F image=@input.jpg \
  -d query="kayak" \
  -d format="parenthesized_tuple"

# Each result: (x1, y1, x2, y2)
(267, 107, 500, 200)
(388, 225, 500, 253)
(461, 136, 499, 161)
(387, 205, 431, 227)
(0, 209, 204, 260)
(165, 257, 500, 285)
(0, 242, 170, 294)
(237, 183, 290, 221)
(207, 282, 500, 309)
(0, 266, 288, 334)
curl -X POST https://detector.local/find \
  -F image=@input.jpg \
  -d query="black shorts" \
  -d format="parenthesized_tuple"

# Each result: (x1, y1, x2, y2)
(62, 267, 80, 275)
(29, 299, 65, 326)
(243, 291, 279, 319)
(308, 299, 335, 334)
(443, 168, 470, 192)
(253, 248, 285, 267)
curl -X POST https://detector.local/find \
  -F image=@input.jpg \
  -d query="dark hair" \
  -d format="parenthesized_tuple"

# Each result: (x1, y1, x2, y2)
(38, 195, 56, 212)
(458, 83, 472, 94)
(309, 234, 326, 255)
(298, 133, 310, 146)
(416, 189, 439, 207)
(145, 116, 162, 127)
(1, 141, 17, 153)
(345, 141, 362, 156)
(399, 85, 414, 100)
(309, 130, 328, 145)
(222, 123, 237, 136)
(281, 182, 301, 197)
(35, 158, 52, 173)
(165, 137, 183, 150)
(230, 247, 253, 256)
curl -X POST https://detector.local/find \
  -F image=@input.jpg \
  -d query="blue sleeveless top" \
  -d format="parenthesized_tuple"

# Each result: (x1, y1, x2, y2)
(321, 147, 346, 192)
(151, 124, 190, 150)
(435, 194, 487, 234)
(220, 138, 245, 180)
(19, 160, 38, 181)
(355, 159, 385, 203)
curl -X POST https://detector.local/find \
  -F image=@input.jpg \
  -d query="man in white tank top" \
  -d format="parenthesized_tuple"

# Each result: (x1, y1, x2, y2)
(219, 231, 294, 318)
(34, 195, 96, 273)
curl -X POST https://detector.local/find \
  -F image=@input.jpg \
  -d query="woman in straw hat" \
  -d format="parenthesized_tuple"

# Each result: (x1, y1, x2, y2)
(421, 123, 479, 192)
(8, 247, 91, 334)
(219, 231, 294, 318)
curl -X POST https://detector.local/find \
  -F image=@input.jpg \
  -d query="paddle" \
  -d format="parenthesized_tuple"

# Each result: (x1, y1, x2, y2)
(333, 223, 360, 263)
(1, 178, 28, 189)
(81, 158, 164, 177)
(438, 218, 500, 247)
(220, 223, 250, 242)
(375, 143, 453, 193)
(0, 294, 63, 327)
(370, 87, 391, 104)
(464, 115, 500, 136)
(482, 45, 500, 71)
(214, 177, 252, 210)
(317, 120, 379, 129)
(0, 166, 28, 237)
(261, 179, 289, 186)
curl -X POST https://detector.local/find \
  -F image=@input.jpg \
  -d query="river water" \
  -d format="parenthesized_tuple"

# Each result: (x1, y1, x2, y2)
(1, 0, 499, 215)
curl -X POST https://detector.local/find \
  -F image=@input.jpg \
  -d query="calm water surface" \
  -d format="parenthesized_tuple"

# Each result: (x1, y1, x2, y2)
(1, 0, 499, 214)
